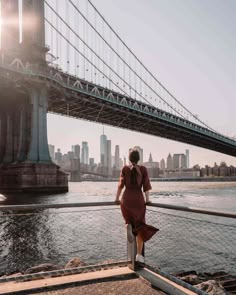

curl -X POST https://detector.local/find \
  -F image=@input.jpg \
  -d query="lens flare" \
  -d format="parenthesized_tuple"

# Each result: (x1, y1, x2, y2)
(0, 1, 2, 48)
(19, 0, 22, 42)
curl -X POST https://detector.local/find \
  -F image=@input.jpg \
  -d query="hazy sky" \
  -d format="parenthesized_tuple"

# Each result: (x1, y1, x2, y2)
(48, 0, 236, 167)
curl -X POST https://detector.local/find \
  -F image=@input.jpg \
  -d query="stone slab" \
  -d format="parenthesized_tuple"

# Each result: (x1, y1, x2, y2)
(0, 267, 133, 294)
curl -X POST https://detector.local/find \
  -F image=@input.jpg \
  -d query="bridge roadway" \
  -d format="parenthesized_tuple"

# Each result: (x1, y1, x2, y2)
(1, 57, 236, 157)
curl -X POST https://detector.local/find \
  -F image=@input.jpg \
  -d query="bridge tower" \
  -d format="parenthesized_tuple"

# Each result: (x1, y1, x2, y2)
(0, 0, 68, 194)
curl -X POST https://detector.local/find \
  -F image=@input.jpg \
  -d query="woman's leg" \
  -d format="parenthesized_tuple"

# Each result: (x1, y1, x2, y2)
(136, 232, 144, 255)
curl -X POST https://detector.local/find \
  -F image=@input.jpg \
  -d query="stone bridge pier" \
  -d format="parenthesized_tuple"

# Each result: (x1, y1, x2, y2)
(0, 84, 68, 194)
(0, 0, 68, 194)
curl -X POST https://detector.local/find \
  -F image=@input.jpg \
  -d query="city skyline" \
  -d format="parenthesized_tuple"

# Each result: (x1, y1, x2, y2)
(49, 136, 236, 180)
(48, 123, 236, 168)
(49, 133, 234, 170)
(48, 0, 236, 167)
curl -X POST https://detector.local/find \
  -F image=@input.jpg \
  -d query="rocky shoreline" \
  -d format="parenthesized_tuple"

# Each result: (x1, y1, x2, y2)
(1, 258, 235, 295)
(174, 270, 236, 295)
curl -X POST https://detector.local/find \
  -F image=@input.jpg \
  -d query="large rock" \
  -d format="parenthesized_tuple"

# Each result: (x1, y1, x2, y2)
(194, 280, 227, 295)
(65, 258, 86, 269)
(25, 263, 62, 274)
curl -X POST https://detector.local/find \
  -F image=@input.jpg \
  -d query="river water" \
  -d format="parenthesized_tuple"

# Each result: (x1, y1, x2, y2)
(1, 181, 236, 211)
(0, 181, 236, 275)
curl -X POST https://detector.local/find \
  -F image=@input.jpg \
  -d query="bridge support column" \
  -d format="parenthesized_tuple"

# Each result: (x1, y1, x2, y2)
(0, 86, 68, 194)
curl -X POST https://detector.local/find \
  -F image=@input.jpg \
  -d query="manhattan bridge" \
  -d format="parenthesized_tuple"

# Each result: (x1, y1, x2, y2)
(0, 0, 235, 193)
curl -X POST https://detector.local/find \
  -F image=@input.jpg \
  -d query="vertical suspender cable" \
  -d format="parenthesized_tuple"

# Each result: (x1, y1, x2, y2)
(51, 8, 54, 59)
(56, 0, 58, 63)
(83, 0, 86, 79)
(66, 1, 69, 73)
(134, 59, 137, 100)
(94, 8, 97, 84)
(77, 0, 80, 77)
(109, 28, 112, 89)
(86, 0, 89, 80)
(123, 42, 125, 92)
(117, 36, 119, 92)
(129, 52, 131, 97)
(102, 19, 105, 87)
(74, 1, 77, 76)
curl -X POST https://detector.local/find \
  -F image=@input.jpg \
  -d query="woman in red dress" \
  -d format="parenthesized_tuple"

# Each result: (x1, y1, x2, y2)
(115, 149, 158, 263)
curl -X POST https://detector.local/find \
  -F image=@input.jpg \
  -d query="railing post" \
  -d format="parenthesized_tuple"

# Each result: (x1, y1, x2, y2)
(127, 225, 137, 271)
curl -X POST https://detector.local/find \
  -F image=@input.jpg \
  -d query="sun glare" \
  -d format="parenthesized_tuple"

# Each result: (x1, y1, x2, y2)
(19, 0, 22, 43)
(0, 0, 22, 47)
(0, 1, 1, 49)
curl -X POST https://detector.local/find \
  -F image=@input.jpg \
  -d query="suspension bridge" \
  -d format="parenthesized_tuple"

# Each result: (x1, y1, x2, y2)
(0, 0, 235, 193)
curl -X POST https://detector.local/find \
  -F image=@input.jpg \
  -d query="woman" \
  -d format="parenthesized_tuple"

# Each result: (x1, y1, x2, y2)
(115, 149, 158, 263)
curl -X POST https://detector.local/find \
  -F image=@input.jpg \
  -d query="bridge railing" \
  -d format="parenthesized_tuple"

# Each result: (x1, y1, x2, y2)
(0, 202, 235, 278)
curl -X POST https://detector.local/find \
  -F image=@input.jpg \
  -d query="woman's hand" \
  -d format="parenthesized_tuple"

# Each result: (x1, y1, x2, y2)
(115, 187, 122, 205)
(144, 191, 151, 205)
(114, 199, 121, 205)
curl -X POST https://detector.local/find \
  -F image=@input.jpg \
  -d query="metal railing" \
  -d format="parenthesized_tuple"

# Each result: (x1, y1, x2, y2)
(0, 202, 235, 278)
(0, 202, 126, 276)
(146, 203, 236, 276)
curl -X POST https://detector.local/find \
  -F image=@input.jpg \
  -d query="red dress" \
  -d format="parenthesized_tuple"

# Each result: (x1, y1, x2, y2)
(118, 165, 159, 242)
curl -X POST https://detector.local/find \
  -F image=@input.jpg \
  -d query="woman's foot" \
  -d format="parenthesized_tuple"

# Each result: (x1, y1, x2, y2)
(135, 254, 145, 263)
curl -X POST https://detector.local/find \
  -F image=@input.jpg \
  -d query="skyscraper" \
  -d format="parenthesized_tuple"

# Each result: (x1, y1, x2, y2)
(167, 153, 173, 170)
(89, 158, 95, 167)
(148, 153, 153, 163)
(107, 140, 112, 175)
(173, 154, 180, 169)
(160, 158, 165, 170)
(114, 145, 120, 169)
(55, 148, 62, 165)
(173, 153, 187, 169)
(81, 142, 89, 164)
(100, 134, 107, 166)
(180, 154, 187, 168)
(48, 144, 55, 161)
(72, 145, 80, 159)
(186, 149, 190, 168)
(67, 151, 74, 160)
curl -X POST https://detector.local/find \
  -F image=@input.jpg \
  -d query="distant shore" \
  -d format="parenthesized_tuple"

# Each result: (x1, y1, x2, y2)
(151, 177, 236, 182)
(81, 177, 236, 182)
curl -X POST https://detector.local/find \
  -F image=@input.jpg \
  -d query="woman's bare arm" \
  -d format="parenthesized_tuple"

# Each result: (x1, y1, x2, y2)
(144, 191, 151, 204)
(115, 187, 122, 203)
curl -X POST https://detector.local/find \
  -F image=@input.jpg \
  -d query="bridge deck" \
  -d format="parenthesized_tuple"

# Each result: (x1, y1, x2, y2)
(1, 60, 236, 156)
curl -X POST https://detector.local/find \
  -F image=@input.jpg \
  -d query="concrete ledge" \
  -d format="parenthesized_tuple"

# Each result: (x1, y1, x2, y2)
(0, 264, 208, 295)
(136, 268, 206, 295)
(0, 267, 134, 294)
